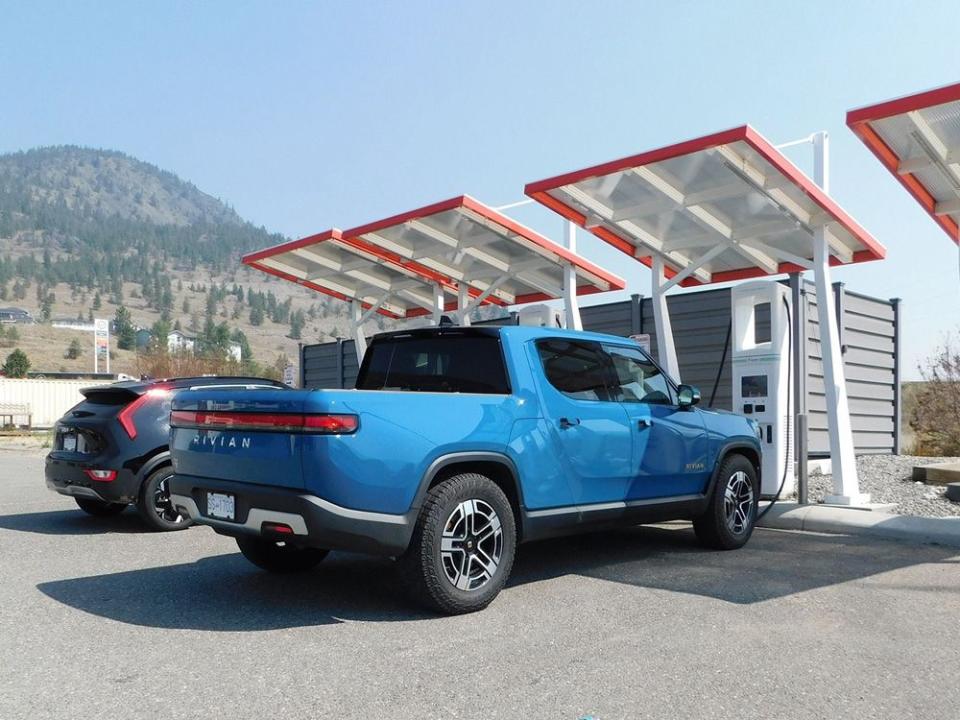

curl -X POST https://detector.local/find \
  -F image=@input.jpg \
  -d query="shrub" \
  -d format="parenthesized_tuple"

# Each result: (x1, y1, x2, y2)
(910, 334, 960, 456)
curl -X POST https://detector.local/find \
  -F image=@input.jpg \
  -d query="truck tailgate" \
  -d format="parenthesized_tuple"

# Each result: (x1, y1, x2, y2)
(170, 389, 307, 489)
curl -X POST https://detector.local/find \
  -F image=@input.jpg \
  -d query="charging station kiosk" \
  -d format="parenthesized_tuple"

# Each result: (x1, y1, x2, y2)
(731, 282, 795, 497)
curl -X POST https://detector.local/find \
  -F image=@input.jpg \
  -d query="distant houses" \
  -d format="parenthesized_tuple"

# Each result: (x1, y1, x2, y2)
(167, 330, 196, 354)
(167, 330, 241, 362)
(0, 307, 33, 324)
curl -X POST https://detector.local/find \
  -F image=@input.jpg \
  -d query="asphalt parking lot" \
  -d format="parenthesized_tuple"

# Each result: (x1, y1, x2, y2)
(2, 451, 959, 720)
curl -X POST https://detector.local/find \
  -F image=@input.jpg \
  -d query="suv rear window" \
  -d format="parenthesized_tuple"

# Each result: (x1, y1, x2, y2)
(356, 335, 510, 394)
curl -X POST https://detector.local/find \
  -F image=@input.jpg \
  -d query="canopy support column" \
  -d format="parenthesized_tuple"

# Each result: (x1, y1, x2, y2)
(431, 283, 445, 324)
(651, 255, 680, 381)
(350, 299, 367, 365)
(810, 131, 867, 505)
(563, 221, 583, 330)
(814, 231, 865, 504)
(457, 284, 471, 326)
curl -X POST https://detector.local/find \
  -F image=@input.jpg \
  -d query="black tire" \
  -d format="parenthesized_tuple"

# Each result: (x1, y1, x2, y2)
(398, 473, 517, 615)
(236, 536, 329, 573)
(75, 497, 126, 516)
(694, 454, 759, 550)
(137, 466, 193, 531)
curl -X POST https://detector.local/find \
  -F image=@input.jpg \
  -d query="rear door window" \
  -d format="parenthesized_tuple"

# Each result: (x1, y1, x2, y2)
(356, 334, 510, 394)
(536, 339, 614, 401)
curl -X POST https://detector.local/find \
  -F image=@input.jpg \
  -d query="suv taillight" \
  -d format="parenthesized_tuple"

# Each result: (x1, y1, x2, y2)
(170, 411, 359, 434)
(117, 388, 171, 439)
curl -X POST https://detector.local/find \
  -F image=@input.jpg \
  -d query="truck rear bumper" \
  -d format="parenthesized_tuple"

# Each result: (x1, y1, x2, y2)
(169, 475, 415, 556)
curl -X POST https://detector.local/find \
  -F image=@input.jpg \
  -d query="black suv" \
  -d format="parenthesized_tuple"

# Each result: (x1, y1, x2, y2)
(45, 376, 287, 530)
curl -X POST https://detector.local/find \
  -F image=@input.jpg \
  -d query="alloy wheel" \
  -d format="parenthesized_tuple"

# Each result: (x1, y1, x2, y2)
(153, 476, 185, 524)
(440, 499, 504, 591)
(723, 470, 754, 534)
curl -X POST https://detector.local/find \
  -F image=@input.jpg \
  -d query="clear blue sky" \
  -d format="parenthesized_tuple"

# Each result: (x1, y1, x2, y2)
(1, 0, 958, 378)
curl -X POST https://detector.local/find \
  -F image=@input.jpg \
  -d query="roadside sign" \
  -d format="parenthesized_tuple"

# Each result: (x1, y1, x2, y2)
(283, 363, 295, 387)
(94, 319, 109, 374)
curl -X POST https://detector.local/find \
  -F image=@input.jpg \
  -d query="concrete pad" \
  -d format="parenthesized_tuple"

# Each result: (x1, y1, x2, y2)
(758, 502, 960, 548)
(912, 461, 960, 485)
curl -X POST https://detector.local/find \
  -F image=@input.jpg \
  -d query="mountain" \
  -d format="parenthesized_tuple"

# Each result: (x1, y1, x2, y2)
(0, 145, 364, 376)
(0, 146, 285, 281)
(0, 145, 243, 227)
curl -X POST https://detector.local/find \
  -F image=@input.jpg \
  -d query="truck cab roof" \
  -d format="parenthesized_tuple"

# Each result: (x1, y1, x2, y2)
(370, 324, 641, 347)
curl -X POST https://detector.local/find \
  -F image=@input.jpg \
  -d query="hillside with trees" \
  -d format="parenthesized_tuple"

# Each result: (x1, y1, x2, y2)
(0, 145, 399, 377)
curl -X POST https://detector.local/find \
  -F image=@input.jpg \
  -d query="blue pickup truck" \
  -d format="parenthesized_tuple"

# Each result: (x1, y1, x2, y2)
(169, 325, 761, 614)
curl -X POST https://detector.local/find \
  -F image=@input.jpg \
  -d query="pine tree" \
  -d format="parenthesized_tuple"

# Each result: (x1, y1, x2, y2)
(115, 306, 136, 350)
(2, 349, 31, 378)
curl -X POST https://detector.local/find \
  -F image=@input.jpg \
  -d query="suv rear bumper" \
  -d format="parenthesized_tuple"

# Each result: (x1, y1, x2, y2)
(168, 475, 415, 556)
(45, 454, 140, 504)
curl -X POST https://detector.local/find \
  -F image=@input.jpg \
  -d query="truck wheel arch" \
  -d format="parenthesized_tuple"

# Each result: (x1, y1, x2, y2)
(416, 452, 525, 539)
(711, 442, 761, 493)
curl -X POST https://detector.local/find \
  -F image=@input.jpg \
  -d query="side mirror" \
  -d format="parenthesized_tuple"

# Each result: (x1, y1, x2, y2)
(677, 384, 701, 408)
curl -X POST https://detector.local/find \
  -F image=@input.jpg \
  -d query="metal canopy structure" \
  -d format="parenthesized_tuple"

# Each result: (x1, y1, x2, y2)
(526, 125, 887, 506)
(243, 196, 625, 362)
(342, 195, 625, 330)
(243, 229, 468, 360)
(847, 81, 960, 246)
(525, 125, 885, 288)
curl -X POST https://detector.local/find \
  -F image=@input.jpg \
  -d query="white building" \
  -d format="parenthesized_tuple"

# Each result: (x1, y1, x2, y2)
(167, 331, 196, 354)
(227, 341, 242, 363)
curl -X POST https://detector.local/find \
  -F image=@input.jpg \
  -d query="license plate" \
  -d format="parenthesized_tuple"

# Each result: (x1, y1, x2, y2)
(61, 433, 77, 452)
(206, 492, 236, 520)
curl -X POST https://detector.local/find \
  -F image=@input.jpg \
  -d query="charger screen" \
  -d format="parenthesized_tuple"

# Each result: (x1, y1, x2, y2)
(741, 375, 768, 398)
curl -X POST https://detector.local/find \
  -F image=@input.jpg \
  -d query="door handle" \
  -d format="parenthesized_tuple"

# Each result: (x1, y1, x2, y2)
(559, 417, 581, 429)
(637, 418, 652, 429)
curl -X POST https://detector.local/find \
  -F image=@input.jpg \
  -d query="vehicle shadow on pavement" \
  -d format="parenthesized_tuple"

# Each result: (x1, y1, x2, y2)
(36, 552, 431, 629)
(508, 524, 960, 604)
(0, 509, 149, 535)
(34, 524, 959, 630)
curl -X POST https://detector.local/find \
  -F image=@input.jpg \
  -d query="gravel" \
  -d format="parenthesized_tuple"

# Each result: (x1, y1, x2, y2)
(807, 455, 960, 517)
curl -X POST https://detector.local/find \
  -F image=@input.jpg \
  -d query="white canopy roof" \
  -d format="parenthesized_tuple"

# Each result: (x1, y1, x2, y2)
(526, 125, 886, 287)
(848, 81, 960, 246)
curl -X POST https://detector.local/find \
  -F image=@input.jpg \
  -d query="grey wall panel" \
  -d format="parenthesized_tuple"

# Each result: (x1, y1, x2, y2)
(302, 340, 358, 389)
(302, 342, 342, 389)
(845, 293, 895, 321)
(581, 301, 633, 337)
(648, 288, 734, 411)
(341, 341, 360, 388)
(804, 281, 898, 456)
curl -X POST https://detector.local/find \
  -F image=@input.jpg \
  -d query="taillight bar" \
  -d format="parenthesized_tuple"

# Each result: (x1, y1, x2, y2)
(118, 387, 171, 440)
(170, 411, 359, 434)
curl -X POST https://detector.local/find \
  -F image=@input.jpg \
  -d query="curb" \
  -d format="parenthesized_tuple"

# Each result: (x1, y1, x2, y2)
(757, 502, 960, 549)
